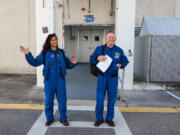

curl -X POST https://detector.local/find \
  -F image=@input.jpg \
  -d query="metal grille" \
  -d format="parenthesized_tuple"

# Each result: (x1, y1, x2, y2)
(135, 27, 141, 37)
(150, 36, 180, 82)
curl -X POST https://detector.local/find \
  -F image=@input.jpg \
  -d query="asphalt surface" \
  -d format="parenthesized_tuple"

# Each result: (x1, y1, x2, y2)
(0, 107, 179, 135)
(0, 109, 42, 135)
(0, 64, 180, 135)
(122, 112, 180, 135)
(45, 127, 116, 135)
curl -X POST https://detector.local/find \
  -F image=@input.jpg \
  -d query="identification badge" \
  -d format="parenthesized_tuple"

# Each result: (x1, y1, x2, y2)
(114, 52, 120, 58)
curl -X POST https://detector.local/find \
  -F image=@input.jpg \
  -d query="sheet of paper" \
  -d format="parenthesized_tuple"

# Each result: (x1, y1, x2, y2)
(96, 55, 112, 73)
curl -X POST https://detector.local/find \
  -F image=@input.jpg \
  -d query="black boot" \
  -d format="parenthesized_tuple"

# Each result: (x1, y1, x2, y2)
(105, 120, 115, 127)
(94, 120, 104, 127)
(60, 120, 69, 126)
(45, 120, 54, 126)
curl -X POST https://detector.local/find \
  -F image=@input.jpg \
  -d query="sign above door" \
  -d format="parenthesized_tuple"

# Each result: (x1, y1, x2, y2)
(84, 15, 95, 23)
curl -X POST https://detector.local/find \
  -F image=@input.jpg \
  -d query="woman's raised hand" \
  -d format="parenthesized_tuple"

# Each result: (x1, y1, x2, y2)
(20, 45, 30, 54)
(71, 56, 77, 64)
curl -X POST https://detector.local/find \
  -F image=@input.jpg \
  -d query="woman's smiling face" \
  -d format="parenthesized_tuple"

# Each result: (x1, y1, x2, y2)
(50, 36, 58, 48)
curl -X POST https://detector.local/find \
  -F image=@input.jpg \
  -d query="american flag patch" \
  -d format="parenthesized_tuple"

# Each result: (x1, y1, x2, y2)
(50, 54, 55, 58)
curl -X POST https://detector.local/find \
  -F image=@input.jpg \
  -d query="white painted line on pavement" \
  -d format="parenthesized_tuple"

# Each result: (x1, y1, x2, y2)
(51, 121, 113, 128)
(67, 105, 107, 111)
(27, 106, 132, 135)
(52, 106, 132, 135)
(67, 106, 95, 111)
(166, 91, 180, 101)
(114, 107, 132, 135)
(27, 111, 48, 135)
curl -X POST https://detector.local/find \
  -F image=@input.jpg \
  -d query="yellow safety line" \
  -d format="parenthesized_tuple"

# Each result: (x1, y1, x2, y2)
(0, 104, 44, 110)
(0, 104, 179, 113)
(175, 108, 180, 112)
(119, 107, 180, 113)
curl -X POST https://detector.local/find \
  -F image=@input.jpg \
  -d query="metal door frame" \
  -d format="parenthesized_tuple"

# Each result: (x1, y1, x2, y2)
(77, 27, 105, 62)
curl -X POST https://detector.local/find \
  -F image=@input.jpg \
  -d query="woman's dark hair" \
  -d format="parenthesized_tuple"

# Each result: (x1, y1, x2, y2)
(41, 33, 58, 55)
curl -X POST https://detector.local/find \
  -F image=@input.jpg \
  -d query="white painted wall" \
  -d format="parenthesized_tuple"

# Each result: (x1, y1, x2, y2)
(36, 0, 55, 86)
(63, 0, 116, 25)
(175, 0, 180, 17)
(115, 0, 136, 90)
(0, 0, 36, 74)
(55, 0, 64, 49)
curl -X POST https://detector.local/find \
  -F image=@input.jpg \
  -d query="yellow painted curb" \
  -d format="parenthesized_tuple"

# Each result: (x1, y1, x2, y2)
(175, 108, 180, 112)
(0, 104, 44, 110)
(119, 107, 180, 113)
(0, 104, 179, 113)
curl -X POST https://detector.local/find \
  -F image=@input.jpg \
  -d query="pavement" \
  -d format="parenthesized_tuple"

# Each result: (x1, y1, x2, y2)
(0, 63, 180, 135)
(0, 105, 179, 135)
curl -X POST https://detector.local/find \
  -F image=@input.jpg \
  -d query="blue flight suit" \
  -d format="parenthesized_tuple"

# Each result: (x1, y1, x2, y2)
(90, 45, 129, 121)
(25, 49, 75, 121)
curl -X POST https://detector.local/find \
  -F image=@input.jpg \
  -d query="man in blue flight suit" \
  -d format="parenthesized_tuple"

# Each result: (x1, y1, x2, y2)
(20, 34, 76, 126)
(90, 31, 129, 127)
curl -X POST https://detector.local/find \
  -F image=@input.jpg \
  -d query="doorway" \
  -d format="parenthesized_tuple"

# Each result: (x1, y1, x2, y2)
(79, 29, 104, 62)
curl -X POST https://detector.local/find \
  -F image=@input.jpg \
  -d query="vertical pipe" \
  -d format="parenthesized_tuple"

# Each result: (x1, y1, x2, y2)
(77, 29, 80, 61)
(67, 0, 70, 18)
(53, 0, 56, 33)
(147, 36, 152, 82)
(27, 0, 30, 50)
(110, 0, 114, 16)
(88, 0, 91, 13)
(43, 0, 45, 8)
(62, 0, 65, 48)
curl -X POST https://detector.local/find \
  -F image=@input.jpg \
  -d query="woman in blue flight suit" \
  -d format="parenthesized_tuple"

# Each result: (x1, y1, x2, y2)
(90, 31, 129, 127)
(20, 33, 77, 126)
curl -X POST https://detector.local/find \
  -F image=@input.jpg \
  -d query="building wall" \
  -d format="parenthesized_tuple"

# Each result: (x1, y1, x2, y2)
(0, 0, 36, 74)
(0, 0, 180, 74)
(136, 0, 178, 26)
(63, 0, 116, 25)
(175, 0, 180, 17)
